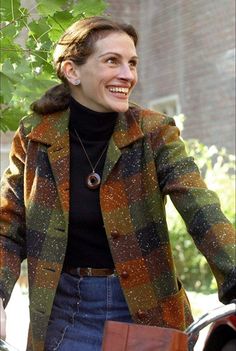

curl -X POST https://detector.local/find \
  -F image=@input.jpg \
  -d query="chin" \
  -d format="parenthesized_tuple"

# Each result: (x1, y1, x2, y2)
(112, 103, 129, 113)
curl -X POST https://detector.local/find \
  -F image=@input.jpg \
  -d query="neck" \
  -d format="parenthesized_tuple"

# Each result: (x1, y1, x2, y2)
(69, 96, 118, 141)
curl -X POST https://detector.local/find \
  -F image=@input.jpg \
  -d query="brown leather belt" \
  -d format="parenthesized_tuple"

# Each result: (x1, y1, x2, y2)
(64, 266, 117, 277)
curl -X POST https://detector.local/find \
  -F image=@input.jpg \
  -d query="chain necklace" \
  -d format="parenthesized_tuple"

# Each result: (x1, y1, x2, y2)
(74, 128, 108, 190)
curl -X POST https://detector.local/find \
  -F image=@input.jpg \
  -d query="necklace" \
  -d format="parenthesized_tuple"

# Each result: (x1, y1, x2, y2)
(74, 128, 108, 190)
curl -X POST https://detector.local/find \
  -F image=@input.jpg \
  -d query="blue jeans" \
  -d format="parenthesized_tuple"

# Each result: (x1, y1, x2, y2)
(44, 272, 133, 351)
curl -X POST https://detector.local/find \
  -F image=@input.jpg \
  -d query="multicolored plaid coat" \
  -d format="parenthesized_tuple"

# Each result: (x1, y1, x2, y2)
(1, 104, 235, 351)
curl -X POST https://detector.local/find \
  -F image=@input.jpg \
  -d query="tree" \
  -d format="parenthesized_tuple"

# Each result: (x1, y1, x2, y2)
(0, 0, 107, 131)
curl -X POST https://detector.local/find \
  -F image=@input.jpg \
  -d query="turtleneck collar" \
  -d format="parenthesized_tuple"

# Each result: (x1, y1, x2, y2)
(69, 96, 118, 142)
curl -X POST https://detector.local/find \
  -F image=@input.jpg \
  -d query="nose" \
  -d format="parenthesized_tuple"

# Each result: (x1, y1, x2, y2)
(118, 64, 135, 81)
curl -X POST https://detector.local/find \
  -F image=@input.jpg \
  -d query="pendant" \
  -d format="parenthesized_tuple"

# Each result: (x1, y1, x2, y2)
(86, 172, 101, 189)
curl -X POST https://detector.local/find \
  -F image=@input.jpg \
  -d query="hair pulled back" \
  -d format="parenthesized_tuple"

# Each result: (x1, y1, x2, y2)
(31, 16, 138, 115)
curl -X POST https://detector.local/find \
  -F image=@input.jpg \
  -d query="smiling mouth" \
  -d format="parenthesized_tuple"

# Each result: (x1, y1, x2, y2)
(108, 86, 129, 96)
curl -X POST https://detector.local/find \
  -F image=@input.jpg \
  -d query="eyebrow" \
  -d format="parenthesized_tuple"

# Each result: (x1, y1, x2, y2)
(98, 52, 139, 60)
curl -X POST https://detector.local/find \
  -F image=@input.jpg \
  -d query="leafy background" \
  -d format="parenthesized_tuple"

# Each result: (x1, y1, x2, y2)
(0, 0, 107, 131)
(168, 116, 235, 293)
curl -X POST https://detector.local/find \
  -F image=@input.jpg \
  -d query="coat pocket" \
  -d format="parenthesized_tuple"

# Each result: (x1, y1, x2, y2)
(157, 280, 194, 330)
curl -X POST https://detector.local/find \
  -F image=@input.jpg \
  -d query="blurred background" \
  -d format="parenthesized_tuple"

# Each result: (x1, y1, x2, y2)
(1, 1, 235, 350)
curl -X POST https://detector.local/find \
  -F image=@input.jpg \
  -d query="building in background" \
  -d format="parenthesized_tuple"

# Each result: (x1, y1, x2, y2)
(106, 0, 235, 154)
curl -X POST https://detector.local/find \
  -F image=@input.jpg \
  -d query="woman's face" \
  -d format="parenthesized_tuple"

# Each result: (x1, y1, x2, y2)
(71, 32, 138, 113)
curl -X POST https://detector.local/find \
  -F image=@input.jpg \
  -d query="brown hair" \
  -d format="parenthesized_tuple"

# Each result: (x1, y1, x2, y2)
(31, 16, 138, 114)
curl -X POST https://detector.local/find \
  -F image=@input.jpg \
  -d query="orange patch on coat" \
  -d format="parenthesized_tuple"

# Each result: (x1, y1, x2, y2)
(27, 257, 61, 289)
(116, 258, 150, 289)
(160, 287, 186, 329)
(58, 180, 70, 212)
(100, 180, 128, 212)
(205, 222, 236, 245)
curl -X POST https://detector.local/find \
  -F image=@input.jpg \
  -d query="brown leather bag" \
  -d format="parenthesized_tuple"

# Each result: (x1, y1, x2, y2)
(102, 321, 188, 351)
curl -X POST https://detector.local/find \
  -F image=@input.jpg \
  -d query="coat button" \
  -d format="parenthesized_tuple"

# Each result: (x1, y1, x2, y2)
(137, 309, 147, 320)
(111, 230, 120, 239)
(121, 271, 129, 279)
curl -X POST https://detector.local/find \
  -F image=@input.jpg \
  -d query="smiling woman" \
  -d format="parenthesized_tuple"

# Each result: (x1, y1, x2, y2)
(30, 16, 138, 115)
(61, 32, 138, 113)
(0, 15, 236, 351)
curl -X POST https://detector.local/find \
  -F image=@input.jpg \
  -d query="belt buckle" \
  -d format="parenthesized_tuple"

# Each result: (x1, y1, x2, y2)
(87, 267, 92, 276)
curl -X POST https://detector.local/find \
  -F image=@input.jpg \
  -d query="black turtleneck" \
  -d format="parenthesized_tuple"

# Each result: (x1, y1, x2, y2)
(63, 97, 117, 268)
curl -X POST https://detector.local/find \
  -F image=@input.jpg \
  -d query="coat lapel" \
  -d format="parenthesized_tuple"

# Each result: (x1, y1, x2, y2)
(102, 136, 121, 184)
(102, 107, 144, 183)
(47, 135, 70, 220)
(27, 110, 70, 222)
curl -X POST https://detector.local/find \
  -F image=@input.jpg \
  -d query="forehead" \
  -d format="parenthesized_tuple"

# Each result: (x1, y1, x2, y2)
(92, 32, 137, 57)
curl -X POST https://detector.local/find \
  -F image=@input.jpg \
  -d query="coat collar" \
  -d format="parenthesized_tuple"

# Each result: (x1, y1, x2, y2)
(102, 106, 144, 183)
(27, 106, 144, 148)
(27, 109, 70, 145)
(113, 107, 144, 148)
(26, 105, 144, 223)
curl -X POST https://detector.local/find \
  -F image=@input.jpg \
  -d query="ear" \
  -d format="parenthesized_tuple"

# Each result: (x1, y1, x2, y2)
(62, 60, 81, 86)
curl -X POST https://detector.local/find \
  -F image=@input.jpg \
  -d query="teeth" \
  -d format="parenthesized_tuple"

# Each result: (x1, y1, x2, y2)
(109, 87, 129, 94)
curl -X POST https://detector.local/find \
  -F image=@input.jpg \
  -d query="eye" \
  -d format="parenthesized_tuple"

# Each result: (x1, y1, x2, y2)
(129, 60, 138, 68)
(106, 57, 118, 65)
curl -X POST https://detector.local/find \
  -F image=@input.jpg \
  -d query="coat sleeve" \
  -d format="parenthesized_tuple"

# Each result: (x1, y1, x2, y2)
(151, 115, 236, 304)
(0, 123, 27, 306)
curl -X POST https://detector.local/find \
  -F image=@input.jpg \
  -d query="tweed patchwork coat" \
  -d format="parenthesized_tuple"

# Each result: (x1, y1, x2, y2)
(0, 104, 235, 351)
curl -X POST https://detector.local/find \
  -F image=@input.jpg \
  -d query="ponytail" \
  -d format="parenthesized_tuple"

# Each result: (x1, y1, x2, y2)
(30, 84, 71, 115)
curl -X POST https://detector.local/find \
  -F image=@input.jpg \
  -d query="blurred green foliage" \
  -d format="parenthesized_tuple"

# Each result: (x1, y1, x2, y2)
(167, 123, 235, 293)
(0, 0, 107, 131)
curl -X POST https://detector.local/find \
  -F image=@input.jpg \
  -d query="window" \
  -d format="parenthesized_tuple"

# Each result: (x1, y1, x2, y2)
(148, 94, 181, 116)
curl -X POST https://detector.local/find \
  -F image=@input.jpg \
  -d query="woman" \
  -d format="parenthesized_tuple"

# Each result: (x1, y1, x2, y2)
(0, 16, 235, 351)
